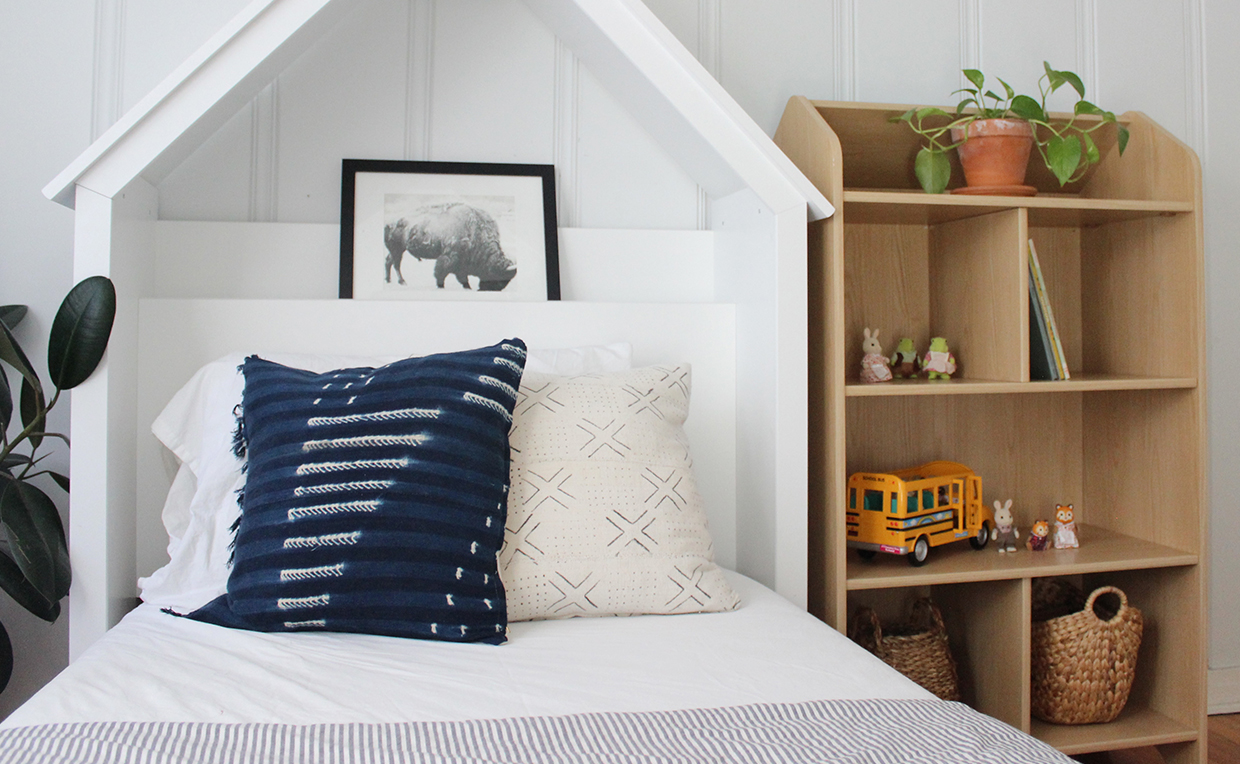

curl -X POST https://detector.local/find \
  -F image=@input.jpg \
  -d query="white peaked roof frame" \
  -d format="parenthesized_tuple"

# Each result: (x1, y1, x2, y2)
(46, 0, 832, 220)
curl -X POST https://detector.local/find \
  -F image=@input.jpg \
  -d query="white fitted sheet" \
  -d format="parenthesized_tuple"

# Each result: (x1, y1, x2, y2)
(3, 572, 929, 728)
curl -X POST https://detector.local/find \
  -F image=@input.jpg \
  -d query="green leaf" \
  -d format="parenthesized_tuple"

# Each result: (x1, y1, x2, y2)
(963, 69, 985, 91)
(0, 366, 10, 432)
(983, 90, 1002, 102)
(0, 620, 12, 694)
(915, 107, 953, 120)
(0, 550, 59, 622)
(914, 148, 952, 194)
(0, 476, 70, 603)
(889, 108, 917, 124)
(1075, 100, 1104, 116)
(49, 472, 69, 493)
(955, 99, 974, 116)
(997, 77, 1015, 100)
(0, 455, 32, 471)
(1009, 95, 1045, 122)
(1118, 125, 1131, 154)
(1082, 131, 1100, 165)
(0, 307, 27, 332)
(1059, 70, 1086, 98)
(48, 276, 116, 391)
(1047, 135, 1083, 186)
(19, 378, 44, 451)
(0, 322, 41, 398)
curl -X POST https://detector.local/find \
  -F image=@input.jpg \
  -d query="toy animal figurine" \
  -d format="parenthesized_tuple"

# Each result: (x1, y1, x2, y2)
(860, 328, 894, 383)
(992, 499, 1019, 553)
(890, 337, 919, 378)
(1026, 519, 1050, 551)
(920, 337, 957, 379)
(1053, 503, 1079, 549)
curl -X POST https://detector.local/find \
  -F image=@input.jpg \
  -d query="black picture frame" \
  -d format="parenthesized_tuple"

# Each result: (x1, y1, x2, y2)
(340, 159, 560, 301)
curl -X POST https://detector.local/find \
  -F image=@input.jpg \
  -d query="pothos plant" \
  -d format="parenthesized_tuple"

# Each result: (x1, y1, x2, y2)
(893, 62, 1130, 194)
(0, 276, 116, 692)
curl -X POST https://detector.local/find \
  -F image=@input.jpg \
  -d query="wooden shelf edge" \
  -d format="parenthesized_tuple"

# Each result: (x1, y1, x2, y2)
(1030, 707, 1198, 755)
(843, 189, 1193, 214)
(844, 526, 1197, 590)
(845, 375, 1197, 397)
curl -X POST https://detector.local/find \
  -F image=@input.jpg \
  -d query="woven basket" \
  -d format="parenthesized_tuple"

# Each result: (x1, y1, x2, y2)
(849, 598, 961, 701)
(1031, 585, 1143, 725)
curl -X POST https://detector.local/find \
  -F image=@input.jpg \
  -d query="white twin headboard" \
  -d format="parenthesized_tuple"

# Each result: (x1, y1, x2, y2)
(134, 298, 738, 582)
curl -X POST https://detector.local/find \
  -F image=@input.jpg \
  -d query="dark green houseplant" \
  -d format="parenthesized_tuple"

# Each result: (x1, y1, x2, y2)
(0, 276, 115, 692)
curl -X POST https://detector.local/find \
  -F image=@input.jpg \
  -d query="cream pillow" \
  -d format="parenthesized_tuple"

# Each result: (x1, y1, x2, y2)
(501, 365, 739, 620)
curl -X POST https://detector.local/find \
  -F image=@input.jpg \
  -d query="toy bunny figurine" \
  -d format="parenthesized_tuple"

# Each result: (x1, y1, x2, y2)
(1026, 519, 1050, 551)
(992, 499, 1019, 553)
(890, 337, 918, 378)
(860, 328, 893, 383)
(1053, 503, 1079, 549)
(920, 337, 957, 379)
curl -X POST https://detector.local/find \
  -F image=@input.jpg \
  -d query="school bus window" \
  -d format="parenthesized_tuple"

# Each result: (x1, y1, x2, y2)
(849, 489, 857, 510)
(907, 493, 917, 513)
(863, 490, 884, 511)
(922, 489, 934, 510)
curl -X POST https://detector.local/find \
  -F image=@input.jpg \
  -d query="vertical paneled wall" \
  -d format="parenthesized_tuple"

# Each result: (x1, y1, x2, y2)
(6, 0, 1232, 716)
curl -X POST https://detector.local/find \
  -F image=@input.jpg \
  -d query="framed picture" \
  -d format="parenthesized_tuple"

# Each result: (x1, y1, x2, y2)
(340, 159, 560, 301)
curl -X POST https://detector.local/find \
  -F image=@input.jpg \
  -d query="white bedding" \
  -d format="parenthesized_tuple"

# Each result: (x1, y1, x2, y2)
(3, 572, 927, 728)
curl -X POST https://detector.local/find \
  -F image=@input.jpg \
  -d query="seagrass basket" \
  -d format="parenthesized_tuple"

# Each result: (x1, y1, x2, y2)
(849, 598, 961, 702)
(1031, 584, 1143, 725)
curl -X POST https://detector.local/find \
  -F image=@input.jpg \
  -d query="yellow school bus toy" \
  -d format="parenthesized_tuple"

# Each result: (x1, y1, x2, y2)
(846, 461, 994, 566)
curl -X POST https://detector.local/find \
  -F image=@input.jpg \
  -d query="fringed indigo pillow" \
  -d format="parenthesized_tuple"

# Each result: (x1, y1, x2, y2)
(182, 339, 527, 644)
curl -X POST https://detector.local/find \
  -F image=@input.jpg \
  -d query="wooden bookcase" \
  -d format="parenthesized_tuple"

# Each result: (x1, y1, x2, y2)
(775, 99, 1207, 762)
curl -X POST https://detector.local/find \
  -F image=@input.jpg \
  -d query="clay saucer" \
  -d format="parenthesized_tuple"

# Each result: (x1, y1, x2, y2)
(951, 184, 1038, 197)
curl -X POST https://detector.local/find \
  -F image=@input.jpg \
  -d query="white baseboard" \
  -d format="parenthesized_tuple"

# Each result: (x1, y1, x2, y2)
(1210, 666, 1240, 714)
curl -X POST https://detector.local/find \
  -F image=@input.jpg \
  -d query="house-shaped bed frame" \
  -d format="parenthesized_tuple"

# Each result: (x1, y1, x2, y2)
(47, 0, 832, 658)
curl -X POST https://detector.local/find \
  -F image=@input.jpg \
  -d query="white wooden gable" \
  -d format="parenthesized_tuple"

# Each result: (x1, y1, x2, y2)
(50, 0, 829, 659)
(46, 0, 830, 219)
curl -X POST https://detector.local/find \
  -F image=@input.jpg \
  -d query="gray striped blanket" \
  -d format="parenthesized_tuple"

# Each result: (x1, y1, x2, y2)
(0, 699, 1072, 763)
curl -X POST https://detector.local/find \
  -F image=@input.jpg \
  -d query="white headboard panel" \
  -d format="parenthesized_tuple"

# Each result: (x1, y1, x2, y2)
(135, 298, 737, 583)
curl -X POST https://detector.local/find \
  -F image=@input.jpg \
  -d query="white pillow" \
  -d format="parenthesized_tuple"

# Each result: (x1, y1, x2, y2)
(500, 365, 739, 621)
(139, 344, 632, 610)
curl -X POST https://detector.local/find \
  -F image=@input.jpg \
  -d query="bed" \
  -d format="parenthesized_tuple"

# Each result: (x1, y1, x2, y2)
(0, 312, 1074, 763)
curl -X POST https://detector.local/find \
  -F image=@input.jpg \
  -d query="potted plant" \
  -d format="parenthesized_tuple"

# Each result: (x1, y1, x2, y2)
(0, 276, 115, 692)
(892, 62, 1130, 195)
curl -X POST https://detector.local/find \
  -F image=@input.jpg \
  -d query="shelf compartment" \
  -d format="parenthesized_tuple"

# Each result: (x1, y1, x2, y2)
(843, 190, 1193, 227)
(1031, 706, 1197, 755)
(845, 525, 1196, 590)
(845, 373, 1197, 397)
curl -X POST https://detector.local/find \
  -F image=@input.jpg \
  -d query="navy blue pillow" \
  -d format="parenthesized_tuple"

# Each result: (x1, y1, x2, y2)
(184, 339, 527, 644)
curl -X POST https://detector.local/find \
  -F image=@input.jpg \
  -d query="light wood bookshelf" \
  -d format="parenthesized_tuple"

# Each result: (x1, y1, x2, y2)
(775, 99, 1207, 763)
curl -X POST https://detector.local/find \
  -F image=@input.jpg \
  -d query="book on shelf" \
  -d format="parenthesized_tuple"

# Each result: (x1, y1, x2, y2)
(1028, 239, 1070, 380)
(1029, 279, 1057, 381)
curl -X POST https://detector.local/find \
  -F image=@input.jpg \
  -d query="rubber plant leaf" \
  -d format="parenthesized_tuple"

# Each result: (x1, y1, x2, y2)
(0, 476, 70, 603)
(50, 472, 69, 493)
(0, 363, 10, 432)
(914, 148, 952, 194)
(48, 275, 116, 391)
(19, 378, 45, 451)
(0, 306, 26, 332)
(0, 620, 12, 694)
(0, 322, 41, 398)
(1046, 135, 1083, 186)
(0, 549, 59, 622)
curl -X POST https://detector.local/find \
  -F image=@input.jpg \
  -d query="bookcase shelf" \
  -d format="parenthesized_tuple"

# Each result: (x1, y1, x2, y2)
(775, 98, 1207, 763)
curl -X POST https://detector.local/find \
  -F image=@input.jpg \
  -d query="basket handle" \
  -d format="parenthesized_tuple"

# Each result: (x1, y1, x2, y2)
(849, 607, 885, 653)
(1085, 586, 1128, 624)
(910, 597, 948, 636)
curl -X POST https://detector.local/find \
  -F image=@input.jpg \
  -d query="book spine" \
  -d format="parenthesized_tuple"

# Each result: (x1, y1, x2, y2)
(1028, 239, 1070, 380)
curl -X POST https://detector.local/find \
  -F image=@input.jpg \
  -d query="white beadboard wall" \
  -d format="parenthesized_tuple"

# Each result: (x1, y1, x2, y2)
(4, 0, 1236, 716)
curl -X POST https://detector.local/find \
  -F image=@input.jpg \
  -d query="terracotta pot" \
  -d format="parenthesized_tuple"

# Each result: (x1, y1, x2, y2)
(950, 119, 1034, 188)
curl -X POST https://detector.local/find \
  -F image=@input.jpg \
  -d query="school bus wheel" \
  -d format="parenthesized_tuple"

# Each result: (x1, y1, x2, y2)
(969, 521, 991, 550)
(857, 549, 877, 561)
(909, 536, 930, 567)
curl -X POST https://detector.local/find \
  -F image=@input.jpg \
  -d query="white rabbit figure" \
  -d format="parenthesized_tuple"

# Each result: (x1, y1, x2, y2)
(993, 499, 1019, 553)
(860, 328, 893, 384)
